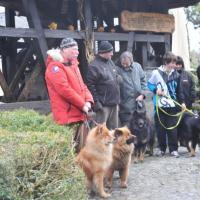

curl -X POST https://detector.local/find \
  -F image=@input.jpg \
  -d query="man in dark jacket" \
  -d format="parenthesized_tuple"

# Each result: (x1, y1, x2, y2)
(87, 41, 120, 129)
(176, 56, 196, 110)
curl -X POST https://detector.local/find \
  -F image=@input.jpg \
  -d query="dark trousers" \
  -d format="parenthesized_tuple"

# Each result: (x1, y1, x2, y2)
(95, 105, 119, 129)
(154, 107, 178, 153)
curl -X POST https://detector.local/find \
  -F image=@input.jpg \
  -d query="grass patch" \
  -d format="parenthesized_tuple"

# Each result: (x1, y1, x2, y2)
(0, 109, 87, 200)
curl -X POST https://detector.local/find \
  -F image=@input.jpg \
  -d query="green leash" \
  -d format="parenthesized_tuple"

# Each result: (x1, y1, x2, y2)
(155, 95, 193, 130)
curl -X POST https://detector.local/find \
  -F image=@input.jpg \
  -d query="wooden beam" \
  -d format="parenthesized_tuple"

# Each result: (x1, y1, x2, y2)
(17, 63, 42, 102)
(0, 70, 14, 102)
(135, 34, 165, 43)
(22, 0, 48, 63)
(9, 46, 34, 92)
(0, 27, 38, 38)
(0, 27, 167, 43)
(168, 0, 200, 9)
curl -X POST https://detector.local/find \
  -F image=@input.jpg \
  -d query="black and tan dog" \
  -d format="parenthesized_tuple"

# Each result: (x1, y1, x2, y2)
(178, 112, 200, 156)
(129, 110, 155, 162)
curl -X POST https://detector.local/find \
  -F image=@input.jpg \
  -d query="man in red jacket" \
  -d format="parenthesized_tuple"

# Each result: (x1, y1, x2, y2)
(45, 38, 94, 151)
(46, 38, 93, 124)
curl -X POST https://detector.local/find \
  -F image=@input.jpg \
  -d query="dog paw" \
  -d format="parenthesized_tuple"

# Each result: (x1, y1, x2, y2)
(105, 183, 112, 189)
(100, 192, 111, 198)
(120, 182, 128, 188)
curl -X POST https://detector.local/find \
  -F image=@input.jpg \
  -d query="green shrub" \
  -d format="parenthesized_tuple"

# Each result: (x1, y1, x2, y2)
(0, 109, 87, 200)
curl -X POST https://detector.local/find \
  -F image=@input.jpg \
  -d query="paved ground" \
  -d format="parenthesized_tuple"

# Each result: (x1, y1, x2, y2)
(89, 147, 200, 200)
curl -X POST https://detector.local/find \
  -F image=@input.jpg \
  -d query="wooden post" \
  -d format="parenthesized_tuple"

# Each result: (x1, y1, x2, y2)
(5, 8, 17, 84)
(0, 70, 14, 102)
(22, 0, 48, 63)
(81, 0, 93, 77)
(164, 33, 171, 52)
(9, 46, 34, 93)
(127, 32, 135, 52)
(142, 42, 148, 69)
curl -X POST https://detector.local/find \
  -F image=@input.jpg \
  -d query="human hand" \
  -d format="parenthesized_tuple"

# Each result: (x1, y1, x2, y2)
(181, 103, 186, 111)
(156, 89, 164, 96)
(136, 95, 144, 101)
(85, 102, 91, 109)
(116, 75, 123, 84)
(82, 104, 90, 114)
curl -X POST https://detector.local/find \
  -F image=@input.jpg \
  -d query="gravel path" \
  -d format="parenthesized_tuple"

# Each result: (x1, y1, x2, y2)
(89, 147, 200, 200)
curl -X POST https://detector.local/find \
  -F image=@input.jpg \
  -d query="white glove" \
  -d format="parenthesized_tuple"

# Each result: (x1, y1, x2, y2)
(85, 102, 91, 109)
(82, 104, 89, 114)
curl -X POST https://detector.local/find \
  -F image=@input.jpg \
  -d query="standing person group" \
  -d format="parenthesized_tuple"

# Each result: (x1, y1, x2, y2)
(45, 37, 196, 156)
(148, 52, 196, 158)
(86, 42, 147, 129)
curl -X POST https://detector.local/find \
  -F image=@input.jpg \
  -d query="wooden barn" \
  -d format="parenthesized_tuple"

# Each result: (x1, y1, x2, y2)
(0, 0, 199, 103)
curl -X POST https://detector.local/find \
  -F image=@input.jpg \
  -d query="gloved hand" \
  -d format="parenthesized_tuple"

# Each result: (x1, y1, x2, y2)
(82, 103, 90, 115)
(93, 101, 103, 112)
(85, 102, 91, 109)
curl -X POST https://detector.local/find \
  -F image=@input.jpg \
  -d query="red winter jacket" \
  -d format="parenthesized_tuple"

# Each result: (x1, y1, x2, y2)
(45, 50, 93, 125)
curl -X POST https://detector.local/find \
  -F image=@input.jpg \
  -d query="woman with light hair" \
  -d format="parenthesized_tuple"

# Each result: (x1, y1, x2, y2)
(117, 51, 147, 126)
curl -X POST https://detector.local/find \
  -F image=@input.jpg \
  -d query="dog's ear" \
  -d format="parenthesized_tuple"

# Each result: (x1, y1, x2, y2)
(114, 129, 123, 138)
(96, 123, 104, 134)
(96, 122, 107, 135)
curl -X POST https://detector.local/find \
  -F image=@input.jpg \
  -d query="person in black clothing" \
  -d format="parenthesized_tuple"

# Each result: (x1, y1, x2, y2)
(196, 65, 200, 80)
(86, 41, 121, 129)
(176, 56, 196, 110)
(197, 65, 200, 85)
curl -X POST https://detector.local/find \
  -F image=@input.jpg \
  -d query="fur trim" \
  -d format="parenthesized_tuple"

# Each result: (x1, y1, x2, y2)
(47, 49, 64, 62)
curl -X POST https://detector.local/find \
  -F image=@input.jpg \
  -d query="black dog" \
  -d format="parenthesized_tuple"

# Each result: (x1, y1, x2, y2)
(178, 112, 200, 156)
(129, 109, 155, 162)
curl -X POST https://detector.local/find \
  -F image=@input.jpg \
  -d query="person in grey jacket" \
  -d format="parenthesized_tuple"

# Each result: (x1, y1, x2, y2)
(117, 51, 147, 126)
(86, 41, 121, 129)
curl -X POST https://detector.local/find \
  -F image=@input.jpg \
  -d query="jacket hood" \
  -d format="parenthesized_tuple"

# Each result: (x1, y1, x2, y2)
(46, 49, 64, 66)
(158, 65, 174, 75)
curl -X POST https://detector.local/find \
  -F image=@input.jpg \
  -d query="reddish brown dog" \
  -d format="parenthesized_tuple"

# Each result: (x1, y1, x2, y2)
(76, 123, 115, 198)
(106, 127, 135, 188)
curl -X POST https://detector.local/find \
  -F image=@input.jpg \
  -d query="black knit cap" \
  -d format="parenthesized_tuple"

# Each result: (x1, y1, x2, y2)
(60, 38, 78, 49)
(98, 41, 113, 54)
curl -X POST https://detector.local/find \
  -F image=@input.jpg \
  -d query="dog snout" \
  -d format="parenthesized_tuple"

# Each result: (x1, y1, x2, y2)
(138, 119, 145, 128)
(126, 135, 136, 145)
